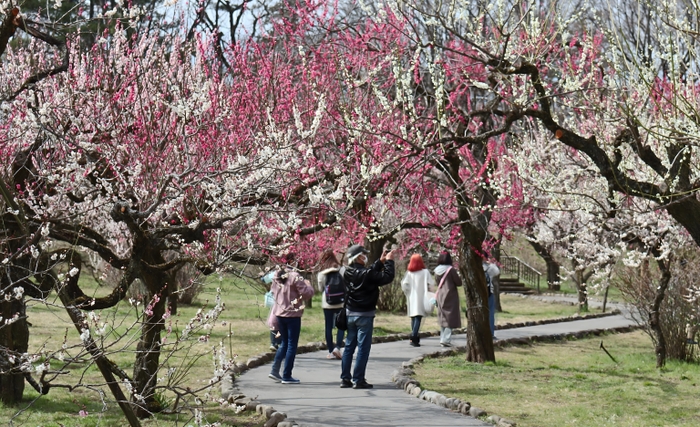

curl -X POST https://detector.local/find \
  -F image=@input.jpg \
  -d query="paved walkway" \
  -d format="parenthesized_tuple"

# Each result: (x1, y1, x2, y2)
(234, 299, 637, 426)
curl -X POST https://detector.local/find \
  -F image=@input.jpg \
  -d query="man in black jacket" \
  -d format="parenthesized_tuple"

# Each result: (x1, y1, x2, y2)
(340, 244, 395, 389)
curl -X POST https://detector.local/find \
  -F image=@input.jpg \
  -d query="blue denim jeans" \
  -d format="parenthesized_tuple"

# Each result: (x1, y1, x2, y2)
(271, 316, 301, 380)
(488, 293, 496, 338)
(410, 315, 423, 337)
(341, 315, 374, 383)
(323, 308, 345, 352)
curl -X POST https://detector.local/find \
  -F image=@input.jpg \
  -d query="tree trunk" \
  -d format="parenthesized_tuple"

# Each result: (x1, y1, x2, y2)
(528, 239, 561, 290)
(548, 261, 561, 291)
(571, 260, 589, 312)
(602, 284, 609, 313)
(574, 270, 588, 312)
(54, 284, 141, 427)
(0, 298, 28, 405)
(460, 244, 495, 363)
(133, 274, 167, 418)
(650, 260, 672, 368)
(365, 236, 388, 266)
(443, 146, 493, 363)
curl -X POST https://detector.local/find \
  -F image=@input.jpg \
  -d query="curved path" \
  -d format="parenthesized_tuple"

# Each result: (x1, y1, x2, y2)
(234, 299, 637, 426)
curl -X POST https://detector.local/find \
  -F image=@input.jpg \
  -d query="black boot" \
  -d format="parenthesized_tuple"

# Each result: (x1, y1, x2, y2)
(409, 335, 420, 347)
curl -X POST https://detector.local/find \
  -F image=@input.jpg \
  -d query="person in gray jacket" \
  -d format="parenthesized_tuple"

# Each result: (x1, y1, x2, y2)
(340, 244, 395, 389)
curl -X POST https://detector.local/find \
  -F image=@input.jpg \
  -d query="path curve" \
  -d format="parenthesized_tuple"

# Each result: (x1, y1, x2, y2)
(234, 299, 637, 426)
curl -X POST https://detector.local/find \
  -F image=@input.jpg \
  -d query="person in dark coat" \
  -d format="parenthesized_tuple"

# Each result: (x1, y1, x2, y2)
(434, 251, 462, 347)
(340, 244, 395, 389)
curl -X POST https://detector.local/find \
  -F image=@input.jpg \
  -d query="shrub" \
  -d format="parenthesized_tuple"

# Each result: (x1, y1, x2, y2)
(378, 259, 408, 313)
(617, 251, 700, 362)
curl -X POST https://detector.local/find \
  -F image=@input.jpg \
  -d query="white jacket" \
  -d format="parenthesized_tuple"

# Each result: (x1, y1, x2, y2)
(401, 269, 435, 317)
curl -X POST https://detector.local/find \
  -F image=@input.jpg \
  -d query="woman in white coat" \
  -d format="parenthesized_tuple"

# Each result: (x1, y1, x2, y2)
(401, 253, 435, 347)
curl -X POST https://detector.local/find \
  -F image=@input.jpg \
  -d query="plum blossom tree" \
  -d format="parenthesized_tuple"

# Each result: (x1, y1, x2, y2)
(0, 5, 332, 421)
(265, 0, 541, 362)
(326, 0, 700, 365)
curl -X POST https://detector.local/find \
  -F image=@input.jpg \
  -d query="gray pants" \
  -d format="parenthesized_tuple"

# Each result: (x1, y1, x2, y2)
(440, 327, 453, 344)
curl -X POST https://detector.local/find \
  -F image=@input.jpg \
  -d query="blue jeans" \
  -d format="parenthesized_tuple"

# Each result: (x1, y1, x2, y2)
(411, 316, 423, 336)
(341, 315, 374, 383)
(324, 308, 345, 352)
(271, 316, 301, 380)
(488, 293, 496, 338)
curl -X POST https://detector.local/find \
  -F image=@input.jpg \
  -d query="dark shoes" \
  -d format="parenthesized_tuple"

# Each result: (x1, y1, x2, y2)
(340, 379, 373, 389)
(353, 381, 373, 389)
(409, 335, 421, 347)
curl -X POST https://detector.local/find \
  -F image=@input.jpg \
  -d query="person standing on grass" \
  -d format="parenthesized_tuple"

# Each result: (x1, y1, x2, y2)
(316, 249, 346, 360)
(268, 266, 315, 384)
(340, 244, 395, 389)
(434, 251, 462, 347)
(401, 253, 435, 347)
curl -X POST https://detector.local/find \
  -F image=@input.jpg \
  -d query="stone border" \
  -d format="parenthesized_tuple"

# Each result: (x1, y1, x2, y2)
(390, 324, 642, 427)
(496, 308, 621, 331)
(229, 309, 621, 378)
(220, 310, 624, 426)
(215, 392, 299, 427)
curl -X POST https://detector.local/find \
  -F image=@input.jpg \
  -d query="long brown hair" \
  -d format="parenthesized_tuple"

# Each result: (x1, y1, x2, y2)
(318, 249, 340, 270)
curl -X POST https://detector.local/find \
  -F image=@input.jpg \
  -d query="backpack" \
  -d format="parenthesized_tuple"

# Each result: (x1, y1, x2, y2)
(324, 271, 346, 305)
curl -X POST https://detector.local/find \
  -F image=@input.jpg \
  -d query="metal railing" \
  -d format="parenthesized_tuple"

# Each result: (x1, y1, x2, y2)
(501, 256, 542, 293)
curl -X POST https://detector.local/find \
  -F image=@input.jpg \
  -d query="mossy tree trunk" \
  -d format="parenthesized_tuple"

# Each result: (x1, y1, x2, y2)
(0, 297, 28, 405)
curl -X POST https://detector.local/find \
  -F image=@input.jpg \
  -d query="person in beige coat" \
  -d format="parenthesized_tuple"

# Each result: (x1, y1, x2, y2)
(434, 251, 462, 347)
(401, 253, 435, 347)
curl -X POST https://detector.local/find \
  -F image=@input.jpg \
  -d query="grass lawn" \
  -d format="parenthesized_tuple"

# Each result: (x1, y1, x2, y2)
(0, 276, 605, 426)
(414, 330, 700, 427)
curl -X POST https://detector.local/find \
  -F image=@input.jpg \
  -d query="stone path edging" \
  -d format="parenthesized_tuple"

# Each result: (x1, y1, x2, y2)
(228, 309, 621, 378)
(220, 309, 627, 426)
(389, 323, 642, 427)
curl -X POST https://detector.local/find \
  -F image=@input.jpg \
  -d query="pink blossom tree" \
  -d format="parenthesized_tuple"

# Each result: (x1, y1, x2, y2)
(262, 1, 538, 362)
(0, 5, 333, 420)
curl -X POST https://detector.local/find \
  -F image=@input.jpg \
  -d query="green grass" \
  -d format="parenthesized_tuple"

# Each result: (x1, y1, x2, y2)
(414, 331, 700, 427)
(496, 294, 603, 324)
(0, 276, 610, 426)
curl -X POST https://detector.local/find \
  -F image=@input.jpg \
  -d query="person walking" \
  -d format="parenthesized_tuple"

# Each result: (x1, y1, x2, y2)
(317, 249, 346, 360)
(268, 266, 315, 384)
(401, 253, 435, 347)
(340, 244, 395, 389)
(433, 251, 462, 347)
